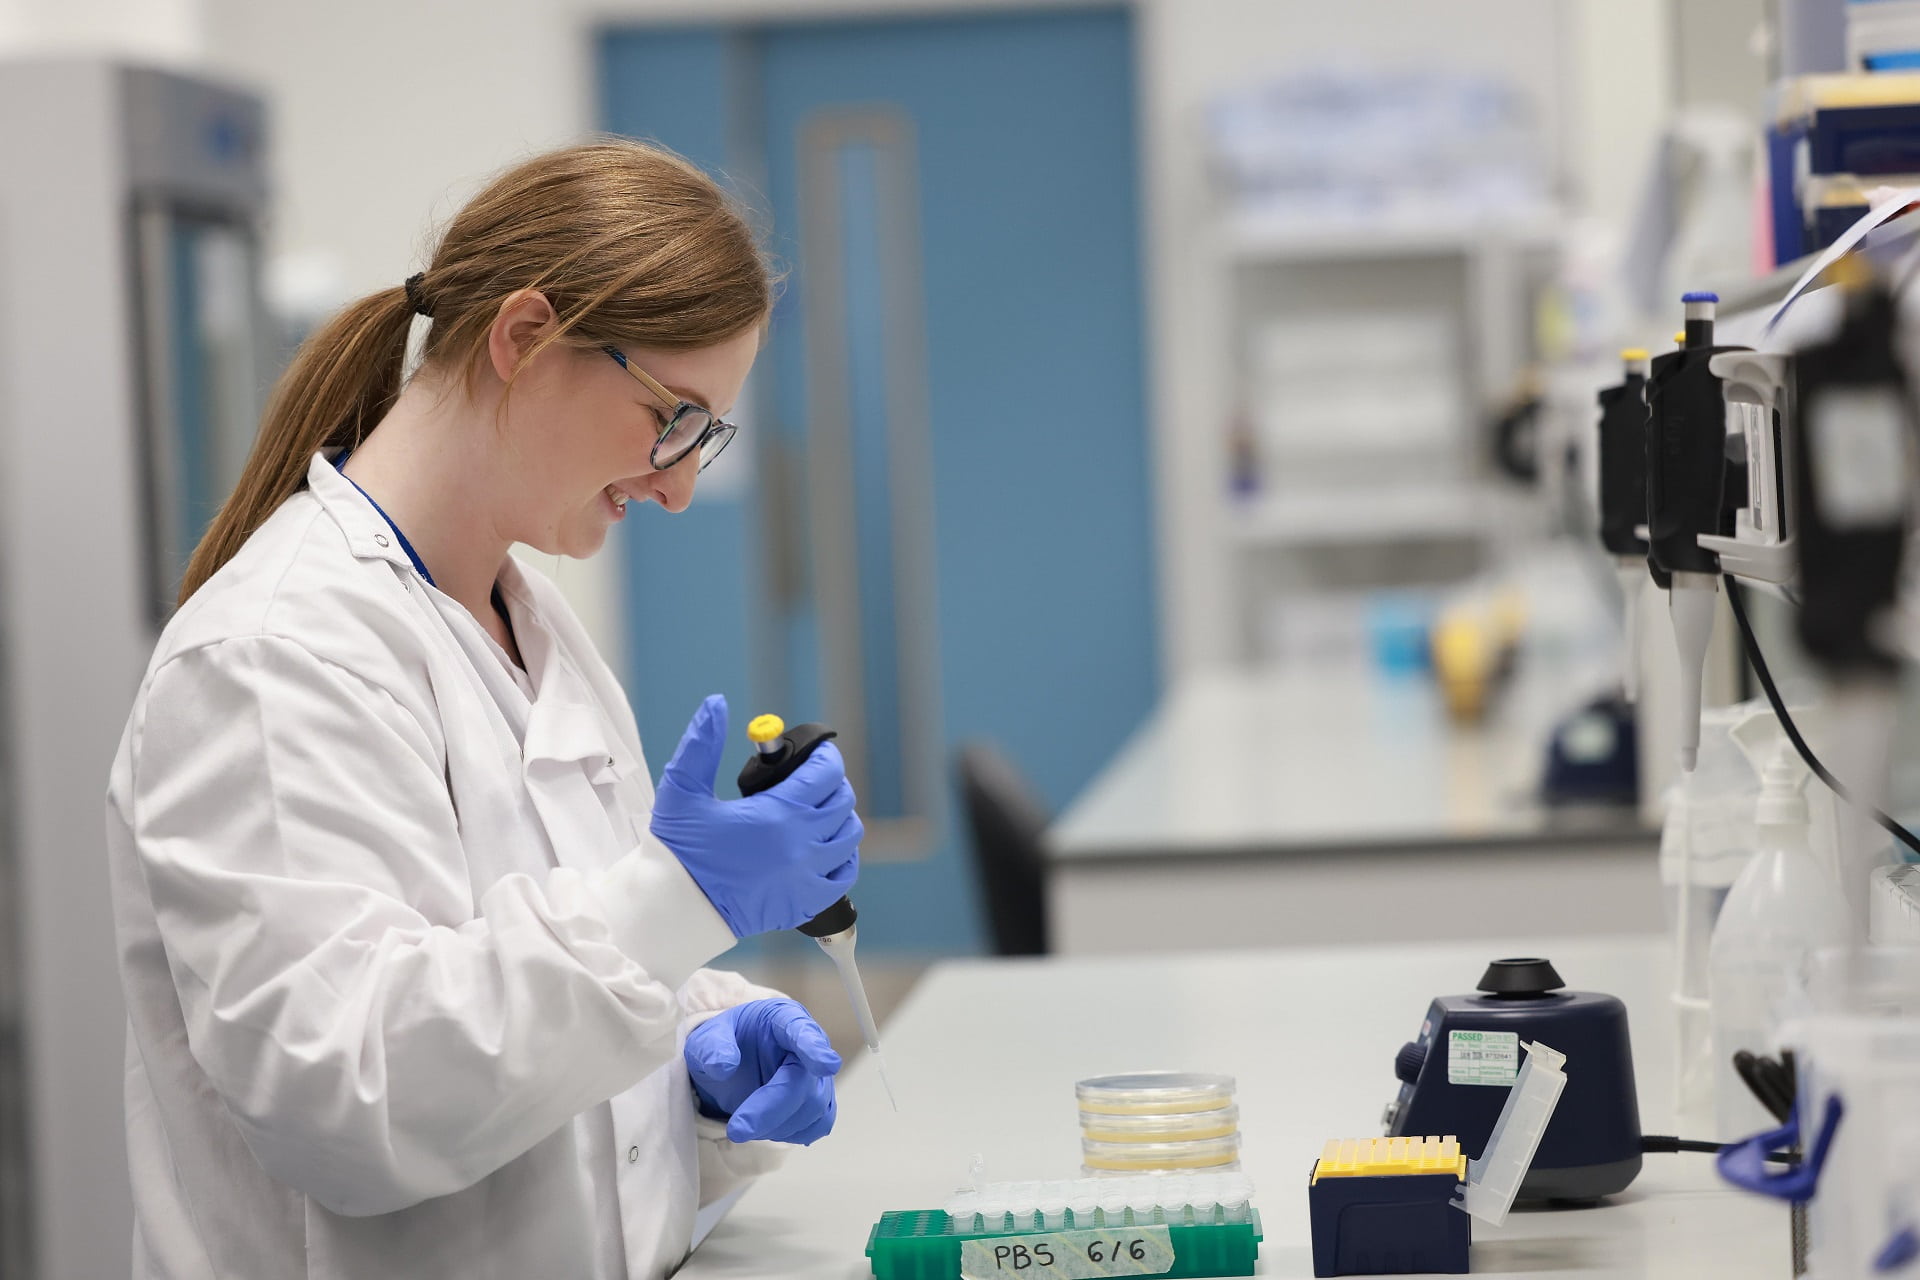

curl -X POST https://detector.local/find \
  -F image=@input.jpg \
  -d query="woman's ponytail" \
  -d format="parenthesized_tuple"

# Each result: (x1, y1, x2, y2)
(176, 285, 415, 605)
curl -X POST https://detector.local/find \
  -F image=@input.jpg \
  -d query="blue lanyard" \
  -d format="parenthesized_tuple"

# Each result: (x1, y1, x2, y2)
(331, 452, 436, 588)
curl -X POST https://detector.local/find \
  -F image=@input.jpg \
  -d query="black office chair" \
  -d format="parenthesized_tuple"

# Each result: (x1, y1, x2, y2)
(955, 741, 1051, 956)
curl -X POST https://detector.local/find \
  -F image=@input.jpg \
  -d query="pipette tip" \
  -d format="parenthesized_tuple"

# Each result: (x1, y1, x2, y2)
(873, 1050, 899, 1112)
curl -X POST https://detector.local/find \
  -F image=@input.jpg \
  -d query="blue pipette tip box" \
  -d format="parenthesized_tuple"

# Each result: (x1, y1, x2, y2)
(1307, 1170, 1468, 1277)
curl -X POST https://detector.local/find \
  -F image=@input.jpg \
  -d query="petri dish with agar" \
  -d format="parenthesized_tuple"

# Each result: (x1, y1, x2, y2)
(1080, 1103, 1240, 1143)
(1081, 1134, 1243, 1173)
(1076, 1071, 1236, 1116)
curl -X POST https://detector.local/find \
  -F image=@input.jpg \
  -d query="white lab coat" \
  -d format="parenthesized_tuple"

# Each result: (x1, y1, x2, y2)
(106, 452, 785, 1280)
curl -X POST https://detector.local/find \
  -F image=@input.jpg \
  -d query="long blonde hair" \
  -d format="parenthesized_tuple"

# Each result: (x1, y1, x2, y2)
(178, 139, 772, 604)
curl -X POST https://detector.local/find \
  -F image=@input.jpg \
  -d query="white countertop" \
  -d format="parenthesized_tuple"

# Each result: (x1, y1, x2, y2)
(679, 935, 1780, 1279)
(1048, 662, 1653, 861)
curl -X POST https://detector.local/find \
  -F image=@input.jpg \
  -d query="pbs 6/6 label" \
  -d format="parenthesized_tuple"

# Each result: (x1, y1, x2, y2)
(958, 1226, 1175, 1279)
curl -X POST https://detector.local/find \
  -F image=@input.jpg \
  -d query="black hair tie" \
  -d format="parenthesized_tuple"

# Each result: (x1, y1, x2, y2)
(404, 272, 435, 318)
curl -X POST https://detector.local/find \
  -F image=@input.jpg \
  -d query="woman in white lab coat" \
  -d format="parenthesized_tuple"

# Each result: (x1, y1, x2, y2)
(105, 140, 862, 1280)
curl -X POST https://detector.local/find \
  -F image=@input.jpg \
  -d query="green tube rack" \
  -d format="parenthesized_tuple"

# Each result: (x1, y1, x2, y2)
(866, 1206, 1263, 1280)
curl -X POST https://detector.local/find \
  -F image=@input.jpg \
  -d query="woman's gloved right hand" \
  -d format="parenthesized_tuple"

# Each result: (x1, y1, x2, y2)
(649, 694, 861, 938)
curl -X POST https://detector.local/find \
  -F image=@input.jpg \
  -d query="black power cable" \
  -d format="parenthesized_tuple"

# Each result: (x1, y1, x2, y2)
(1641, 1134, 1796, 1164)
(1641, 1052, 1800, 1166)
(1722, 576, 1920, 858)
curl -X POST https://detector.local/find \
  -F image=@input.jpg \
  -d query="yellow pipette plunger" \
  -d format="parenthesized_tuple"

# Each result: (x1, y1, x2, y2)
(741, 714, 896, 1111)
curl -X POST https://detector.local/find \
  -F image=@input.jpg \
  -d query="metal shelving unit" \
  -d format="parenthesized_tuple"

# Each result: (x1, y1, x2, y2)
(1217, 208, 1562, 660)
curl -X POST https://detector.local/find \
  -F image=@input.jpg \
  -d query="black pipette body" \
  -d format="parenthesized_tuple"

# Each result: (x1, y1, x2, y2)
(736, 722, 858, 939)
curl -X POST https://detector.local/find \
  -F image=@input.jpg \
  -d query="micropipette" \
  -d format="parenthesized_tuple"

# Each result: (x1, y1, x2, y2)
(1645, 291, 1746, 771)
(1594, 347, 1652, 703)
(737, 714, 897, 1111)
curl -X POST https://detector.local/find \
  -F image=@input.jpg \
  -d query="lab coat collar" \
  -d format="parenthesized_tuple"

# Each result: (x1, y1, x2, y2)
(305, 451, 417, 577)
(309, 451, 636, 791)
(497, 558, 637, 787)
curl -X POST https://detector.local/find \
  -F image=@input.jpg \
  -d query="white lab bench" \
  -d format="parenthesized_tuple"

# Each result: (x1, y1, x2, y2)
(1045, 664, 1661, 954)
(678, 935, 1781, 1279)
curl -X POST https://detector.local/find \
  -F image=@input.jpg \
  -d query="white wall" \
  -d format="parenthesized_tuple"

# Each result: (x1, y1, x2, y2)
(0, 0, 201, 61)
(1571, 0, 1676, 233)
(1676, 0, 1772, 112)
(203, 2, 584, 302)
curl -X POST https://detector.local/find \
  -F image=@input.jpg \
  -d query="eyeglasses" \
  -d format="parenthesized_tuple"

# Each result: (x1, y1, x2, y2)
(603, 346, 739, 473)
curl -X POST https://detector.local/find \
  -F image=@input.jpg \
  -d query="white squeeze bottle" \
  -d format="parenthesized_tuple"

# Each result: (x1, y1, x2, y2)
(1708, 726, 1853, 1141)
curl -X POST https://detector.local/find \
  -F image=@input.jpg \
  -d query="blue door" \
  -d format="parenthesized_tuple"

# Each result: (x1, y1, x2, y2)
(599, 8, 1157, 954)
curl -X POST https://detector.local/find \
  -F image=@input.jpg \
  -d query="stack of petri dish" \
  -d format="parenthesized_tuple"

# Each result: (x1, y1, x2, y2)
(1076, 1072, 1241, 1175)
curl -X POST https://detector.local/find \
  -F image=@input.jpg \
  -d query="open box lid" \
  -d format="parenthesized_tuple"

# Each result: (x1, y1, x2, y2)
(1452, 1040, 1569, 1227)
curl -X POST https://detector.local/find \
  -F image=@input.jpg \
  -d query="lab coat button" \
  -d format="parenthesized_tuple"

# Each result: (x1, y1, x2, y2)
(627, 1146, 640, 1164)
(374, 534, 389, 548)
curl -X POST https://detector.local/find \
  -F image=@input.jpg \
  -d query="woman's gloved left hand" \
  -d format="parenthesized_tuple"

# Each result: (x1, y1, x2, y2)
(684, 998, 841, 1145)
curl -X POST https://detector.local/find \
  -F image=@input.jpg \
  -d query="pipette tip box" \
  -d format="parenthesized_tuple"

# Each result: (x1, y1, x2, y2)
(1308, 1139, 1469, 1277)
(868, 1172, 1262, 1280)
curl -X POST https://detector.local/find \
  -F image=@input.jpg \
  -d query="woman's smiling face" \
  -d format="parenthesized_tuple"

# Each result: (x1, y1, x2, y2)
(497, 318, 759, 559)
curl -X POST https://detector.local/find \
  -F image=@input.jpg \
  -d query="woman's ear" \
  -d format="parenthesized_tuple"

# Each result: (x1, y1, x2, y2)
(485, 288, 559, 383)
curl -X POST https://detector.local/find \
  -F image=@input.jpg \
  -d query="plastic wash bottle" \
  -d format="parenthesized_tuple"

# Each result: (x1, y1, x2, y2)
(1708, 729, 1853, 1141)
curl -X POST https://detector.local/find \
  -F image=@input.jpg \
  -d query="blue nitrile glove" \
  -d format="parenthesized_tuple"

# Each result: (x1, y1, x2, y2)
(685, 998, 841, 1145)
(649, 694, 862, 938)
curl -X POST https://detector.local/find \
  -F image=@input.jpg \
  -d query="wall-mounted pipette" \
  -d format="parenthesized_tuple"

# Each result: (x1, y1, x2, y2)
(1645, 291, 1751, 771)
(1595, 348, 1653, 701)
(738, 714, 897, 1110)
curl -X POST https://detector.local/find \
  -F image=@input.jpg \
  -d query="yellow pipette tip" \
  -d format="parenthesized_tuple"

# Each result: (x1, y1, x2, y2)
(1673, 330, 1687, 345)
(747, 714, 786, 745)
(1619, 347, 1648, 361)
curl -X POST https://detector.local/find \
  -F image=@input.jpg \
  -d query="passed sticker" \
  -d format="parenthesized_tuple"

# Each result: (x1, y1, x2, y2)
(1447, 1029, 1520, 1086)
(959, 1226, 1176, 1279)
